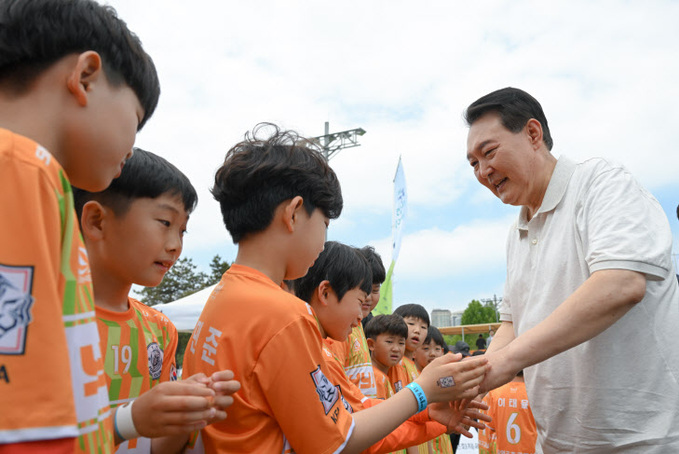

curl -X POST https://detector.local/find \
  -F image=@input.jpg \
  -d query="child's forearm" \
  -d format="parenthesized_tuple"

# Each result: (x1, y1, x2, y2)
(342, 386, 419, 453)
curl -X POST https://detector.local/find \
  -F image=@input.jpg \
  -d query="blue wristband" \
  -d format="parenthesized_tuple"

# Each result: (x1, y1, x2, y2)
(405, 382, 427, 413)
(113, 407, 124, 441)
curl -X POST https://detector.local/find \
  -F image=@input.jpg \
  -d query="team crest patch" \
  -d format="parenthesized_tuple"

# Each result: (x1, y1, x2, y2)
(170, 364, 178, 381)
(147, 342, 163, 380)
(340, 391, 353, 414)
(310, 365, 340, 415)
(0, 265, 35, 355)
(394, 380, 403, 392)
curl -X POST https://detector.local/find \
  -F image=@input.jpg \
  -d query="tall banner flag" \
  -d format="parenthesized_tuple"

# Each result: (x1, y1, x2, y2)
(374, 157, 407, 315)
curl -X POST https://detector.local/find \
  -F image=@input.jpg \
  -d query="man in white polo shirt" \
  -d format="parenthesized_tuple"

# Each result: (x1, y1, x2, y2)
(464, 87, 679, 453)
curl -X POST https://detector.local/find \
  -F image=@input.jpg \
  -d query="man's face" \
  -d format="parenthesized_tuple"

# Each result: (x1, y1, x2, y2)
(466, 113, 540, 208)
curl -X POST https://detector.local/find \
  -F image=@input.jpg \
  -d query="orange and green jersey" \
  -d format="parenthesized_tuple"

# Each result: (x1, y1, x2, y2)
(373, 366, 406, 454)
(485, 381, 537, 454)
(429, 434, 454, 454)
(325, 323, 377, 398)
(478, 394, 497, 454)
(0, 128, 113, 452)
(387, 357, 429, 454)
(388, 356, 419, 393)
(373, 366, 396, 401)
(321, 347, 445, 454)
(96, 297, 178, 453)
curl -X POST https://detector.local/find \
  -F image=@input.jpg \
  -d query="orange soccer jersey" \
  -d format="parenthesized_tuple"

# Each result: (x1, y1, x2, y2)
(325, 323, 377, 398)
(388, 356, 419, 393)
(485, 381, 537, 454)
(182, 265, 354, 454)
(478, 394, 497, 454)
(97, 297, 178, 452)
(321, 347, 445, 454)
(373, 366, 395, 400)
(0, 129, 113, 452)
(387, 357, 430, 454)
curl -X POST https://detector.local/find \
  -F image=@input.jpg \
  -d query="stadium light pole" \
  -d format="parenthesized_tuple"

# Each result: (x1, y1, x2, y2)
(312, 121, 366, 161)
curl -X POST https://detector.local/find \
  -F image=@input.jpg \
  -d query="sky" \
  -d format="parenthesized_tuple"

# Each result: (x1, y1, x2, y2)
(108, 0, 679, 316)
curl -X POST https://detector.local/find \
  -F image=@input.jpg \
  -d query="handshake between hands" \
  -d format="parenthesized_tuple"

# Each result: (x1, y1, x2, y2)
(123, 356, 489, 444)
(415, 353, 491, 437)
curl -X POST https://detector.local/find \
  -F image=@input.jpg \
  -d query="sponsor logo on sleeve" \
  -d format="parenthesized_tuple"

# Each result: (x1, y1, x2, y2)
(147, 342, 163, 380)
(310, 365, 341, 415)
(0, 265, 35, 355)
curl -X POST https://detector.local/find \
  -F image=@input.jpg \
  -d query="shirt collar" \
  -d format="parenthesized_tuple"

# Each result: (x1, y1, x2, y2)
(517, 155, 576, 229)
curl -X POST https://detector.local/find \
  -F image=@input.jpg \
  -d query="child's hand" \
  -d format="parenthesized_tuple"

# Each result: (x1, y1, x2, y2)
(131, 380, 218, 438)
(182, 370, 241, 424)
(207, 370, 241, 417)
(415, 353, 489, 404)
(428, 398, 491, 437)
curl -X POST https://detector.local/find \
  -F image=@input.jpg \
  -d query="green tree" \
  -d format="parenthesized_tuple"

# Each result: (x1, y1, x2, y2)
(461, 299, 498, 325)
(205, 254, 230, 286)
(175, 332, 193, 370)
(138, 256, 207, 306)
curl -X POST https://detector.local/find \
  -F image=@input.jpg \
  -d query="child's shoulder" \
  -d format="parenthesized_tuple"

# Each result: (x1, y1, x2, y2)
(205, 264, 317, 332)
(0, 128, 64, 186)
(220, 264, 307, 313)
(128, 296, 177, 330)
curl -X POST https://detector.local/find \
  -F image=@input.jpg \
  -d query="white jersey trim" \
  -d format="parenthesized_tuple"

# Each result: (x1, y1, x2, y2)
(0, 425, 78, 444)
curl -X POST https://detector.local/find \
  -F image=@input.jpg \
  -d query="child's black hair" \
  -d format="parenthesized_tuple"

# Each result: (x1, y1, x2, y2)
(73, 148, 197, 220)
(294, 241, 371, 304)
(365, 314, 408, 340)
(212, 123, 343, 243)
(424, 326, 447, 350)
(393, 303, 430, 327)
(0, 0, 160, 129)
(359, 246, 386, 285)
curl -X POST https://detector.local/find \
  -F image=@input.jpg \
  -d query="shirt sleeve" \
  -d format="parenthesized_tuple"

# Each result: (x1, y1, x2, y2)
(579, 163, 672, 280)
(324, 337, 349, 367)
(0, 153, 79, 445)
(255, 317, 354, 454)
(358, 405, 445, 454)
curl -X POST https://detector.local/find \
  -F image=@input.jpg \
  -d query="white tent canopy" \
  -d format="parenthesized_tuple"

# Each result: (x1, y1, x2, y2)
(156, 284, 216, 332)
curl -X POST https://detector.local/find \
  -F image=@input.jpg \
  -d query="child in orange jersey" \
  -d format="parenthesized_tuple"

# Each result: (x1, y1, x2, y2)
(74, 149, 240, 453)
(365, 314, 407, 401)
(182, 125, 490, 454)
(414, 327, 448, 373)
(297, 243, 490, 454)
(413, 327, 454, 454)
(390, 304, 431, 390)
(483, 371, 537, 454)
(0, 1, 161, 451)
(364, 314, 409, 454)
(325, 245, 386, 398)
(389, 304, 432, 454)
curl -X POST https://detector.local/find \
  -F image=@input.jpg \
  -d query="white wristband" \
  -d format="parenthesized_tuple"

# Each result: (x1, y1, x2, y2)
(115, 401, 141, 441)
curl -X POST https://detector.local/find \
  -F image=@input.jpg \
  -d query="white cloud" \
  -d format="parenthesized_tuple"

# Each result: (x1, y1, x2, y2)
(105, 0, 679, 308)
